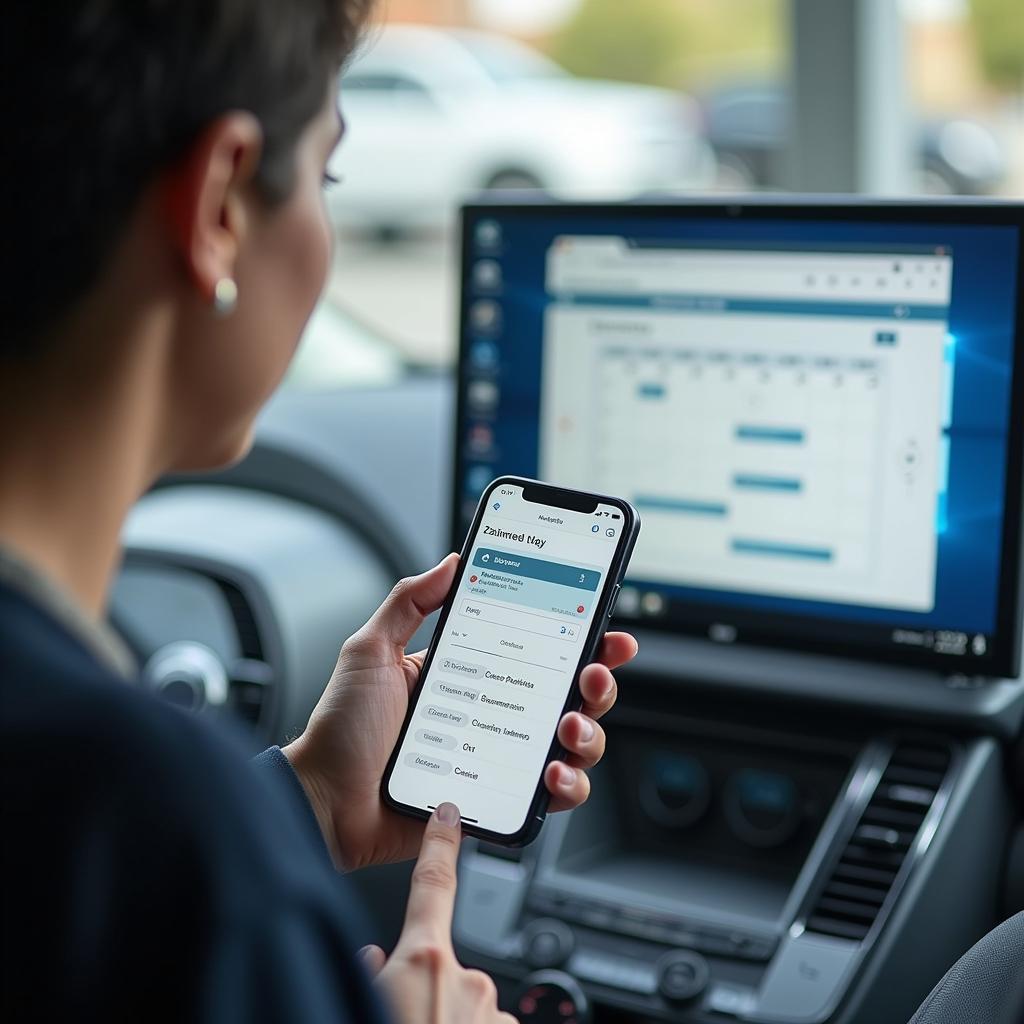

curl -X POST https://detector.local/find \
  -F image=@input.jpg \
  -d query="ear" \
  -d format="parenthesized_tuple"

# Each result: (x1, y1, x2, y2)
(161, 112, 264, 304)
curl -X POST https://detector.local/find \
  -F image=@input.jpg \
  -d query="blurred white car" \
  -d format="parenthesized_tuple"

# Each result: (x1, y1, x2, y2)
(329, 25, 715, 233)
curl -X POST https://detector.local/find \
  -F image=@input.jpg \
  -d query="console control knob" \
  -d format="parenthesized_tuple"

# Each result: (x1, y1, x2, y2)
(657, 950, 710, 1003)
(640, 753, 711, 828)
(522, 918, 575, 968)
(515, 970, 590, 1024)
(724, 770, 801, 848)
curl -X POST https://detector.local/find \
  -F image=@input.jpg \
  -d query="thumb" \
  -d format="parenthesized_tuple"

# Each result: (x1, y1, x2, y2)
(359, 553, 459, 652)
(357, 944, 387, 977)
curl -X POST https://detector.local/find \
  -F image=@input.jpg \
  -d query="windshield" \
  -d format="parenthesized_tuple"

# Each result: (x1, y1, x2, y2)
(285, 1, 1021, 392)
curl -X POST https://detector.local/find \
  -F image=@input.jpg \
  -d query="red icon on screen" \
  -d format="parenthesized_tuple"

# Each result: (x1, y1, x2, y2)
(577, 605, 585, 614)
(470, 575, 479, 583)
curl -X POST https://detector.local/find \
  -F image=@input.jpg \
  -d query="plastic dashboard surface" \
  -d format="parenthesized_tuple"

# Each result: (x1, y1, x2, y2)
(625, 629, 1024, 740)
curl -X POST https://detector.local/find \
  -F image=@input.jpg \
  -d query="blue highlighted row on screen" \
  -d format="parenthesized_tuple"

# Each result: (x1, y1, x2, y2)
(560, 293, 950, 320)
(471, 548, 601, 591)
(732, 474, 802, 492)
(634, 495, 728, 516)
(735, 425, 805, 444)
(731, 539, 833, 561)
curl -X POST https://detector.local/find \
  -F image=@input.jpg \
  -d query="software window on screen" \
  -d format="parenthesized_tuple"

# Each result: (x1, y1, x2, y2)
(540, 237, 954, 613)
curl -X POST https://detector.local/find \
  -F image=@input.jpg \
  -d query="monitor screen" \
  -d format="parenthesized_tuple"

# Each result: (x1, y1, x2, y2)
(454, 201, 1024, 677)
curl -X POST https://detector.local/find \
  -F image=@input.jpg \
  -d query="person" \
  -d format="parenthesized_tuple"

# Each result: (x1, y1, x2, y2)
(0, 3, 638, 1022)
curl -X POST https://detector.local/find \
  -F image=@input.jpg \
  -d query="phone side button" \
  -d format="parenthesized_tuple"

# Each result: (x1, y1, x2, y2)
(607, 584, 621, 618)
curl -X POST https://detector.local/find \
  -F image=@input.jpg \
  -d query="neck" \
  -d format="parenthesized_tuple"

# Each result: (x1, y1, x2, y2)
(0, 307, 172, 619)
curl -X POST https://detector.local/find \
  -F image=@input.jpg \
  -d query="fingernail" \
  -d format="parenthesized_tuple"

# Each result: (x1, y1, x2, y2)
(578, 717, 595, 742)
(435, 802, 460, 826)
(559, 766, 577, 789)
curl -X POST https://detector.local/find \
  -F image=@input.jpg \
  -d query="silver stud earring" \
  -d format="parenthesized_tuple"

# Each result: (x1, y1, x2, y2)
(213, 277, 238, 316)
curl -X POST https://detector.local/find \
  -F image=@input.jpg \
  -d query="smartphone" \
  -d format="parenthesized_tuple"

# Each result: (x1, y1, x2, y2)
(382, 476, 640, 846)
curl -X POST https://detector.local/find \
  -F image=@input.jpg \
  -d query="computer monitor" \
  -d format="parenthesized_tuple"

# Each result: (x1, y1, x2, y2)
(453, 200, 1024, 678)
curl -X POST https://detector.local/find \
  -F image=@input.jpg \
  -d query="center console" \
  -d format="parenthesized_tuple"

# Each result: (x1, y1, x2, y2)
(454, 699, 969, 1022)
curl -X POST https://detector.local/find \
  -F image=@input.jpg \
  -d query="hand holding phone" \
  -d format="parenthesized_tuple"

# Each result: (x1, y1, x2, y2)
(382, 477, 640, 845)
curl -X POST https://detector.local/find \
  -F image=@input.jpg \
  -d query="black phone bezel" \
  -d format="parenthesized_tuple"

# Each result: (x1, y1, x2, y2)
(380, 475, 640, 846)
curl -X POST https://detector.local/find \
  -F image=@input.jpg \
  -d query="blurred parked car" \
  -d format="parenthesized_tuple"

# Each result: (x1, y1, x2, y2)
(329, 25, 715, 234)
(701, 82, 1007, 195)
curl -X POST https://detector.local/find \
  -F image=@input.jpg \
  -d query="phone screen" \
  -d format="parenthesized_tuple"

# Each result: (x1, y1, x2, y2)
(386, 481, 628, 837)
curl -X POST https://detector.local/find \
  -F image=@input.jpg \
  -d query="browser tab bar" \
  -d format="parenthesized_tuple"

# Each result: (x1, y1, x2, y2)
(546, 238, 954, 307)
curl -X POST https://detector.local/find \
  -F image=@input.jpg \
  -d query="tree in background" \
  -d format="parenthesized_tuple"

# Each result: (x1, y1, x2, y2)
(969, 0, 1024, 93)
(547, 0, 684, 86)
(548, 0, 782, 91)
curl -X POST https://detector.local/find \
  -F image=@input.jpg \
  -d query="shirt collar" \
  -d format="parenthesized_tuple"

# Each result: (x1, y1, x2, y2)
(0, 544, 136, 679)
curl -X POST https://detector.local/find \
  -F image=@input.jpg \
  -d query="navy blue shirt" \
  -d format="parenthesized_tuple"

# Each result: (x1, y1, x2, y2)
(0, 578, 388, 1023)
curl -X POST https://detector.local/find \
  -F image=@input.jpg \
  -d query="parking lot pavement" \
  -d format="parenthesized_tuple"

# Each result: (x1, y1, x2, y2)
(327, 230, 458, 367)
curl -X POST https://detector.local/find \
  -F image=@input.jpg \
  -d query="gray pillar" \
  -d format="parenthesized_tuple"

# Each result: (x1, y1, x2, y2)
(786, 0, 913, 194)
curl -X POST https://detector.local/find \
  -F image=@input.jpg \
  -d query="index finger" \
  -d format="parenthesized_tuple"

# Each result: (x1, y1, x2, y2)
(402, 802, 463, 942)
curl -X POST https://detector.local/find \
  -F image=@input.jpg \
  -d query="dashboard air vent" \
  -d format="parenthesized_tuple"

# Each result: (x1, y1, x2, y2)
(805, 740, 951, 942)
(216, 579, 273, 727)
(219, 580, 265, 660)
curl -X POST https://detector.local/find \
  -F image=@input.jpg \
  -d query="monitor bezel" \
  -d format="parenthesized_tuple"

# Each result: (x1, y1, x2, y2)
(453, 197, 1024, 679)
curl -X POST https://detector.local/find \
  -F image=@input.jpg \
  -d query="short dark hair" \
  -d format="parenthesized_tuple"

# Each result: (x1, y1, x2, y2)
(4, 1, 372, 358)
